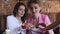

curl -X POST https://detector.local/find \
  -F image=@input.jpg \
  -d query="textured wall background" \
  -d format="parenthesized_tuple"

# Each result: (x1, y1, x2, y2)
(0, 0, 60, 34)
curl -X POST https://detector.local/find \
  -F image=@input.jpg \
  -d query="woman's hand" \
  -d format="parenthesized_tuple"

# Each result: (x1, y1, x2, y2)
(29, 23, 35, 28)
(26, 23, 35, 29)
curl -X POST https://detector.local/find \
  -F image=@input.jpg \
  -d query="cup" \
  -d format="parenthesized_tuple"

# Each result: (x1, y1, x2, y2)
(5, 29, 11, 34)
(3, 29, 11, 34)
(20, 24, 26, 34)
(22, 24, 26, 29)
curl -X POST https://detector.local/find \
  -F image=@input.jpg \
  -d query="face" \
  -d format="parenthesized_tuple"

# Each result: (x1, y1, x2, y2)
(17, 5, 25, 17)
(30, 3, 41, 14)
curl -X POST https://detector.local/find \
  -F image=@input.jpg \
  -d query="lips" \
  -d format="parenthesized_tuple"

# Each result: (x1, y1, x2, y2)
(21, 14, 24, 15)
(20, 13, 24, 15)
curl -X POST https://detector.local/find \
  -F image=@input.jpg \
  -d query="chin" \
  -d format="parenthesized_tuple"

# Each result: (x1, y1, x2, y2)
(20, 15, 24, 17)
(19, 14, 23, 17)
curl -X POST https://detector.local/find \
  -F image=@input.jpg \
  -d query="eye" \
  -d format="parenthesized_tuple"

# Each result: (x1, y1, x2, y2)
(34, 7, 37, 9)
(19, 8, 22, 11)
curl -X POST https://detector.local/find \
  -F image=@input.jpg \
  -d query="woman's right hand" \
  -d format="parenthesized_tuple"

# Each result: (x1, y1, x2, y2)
(30, 24, 35, 28)
(26, 23, 35, 29)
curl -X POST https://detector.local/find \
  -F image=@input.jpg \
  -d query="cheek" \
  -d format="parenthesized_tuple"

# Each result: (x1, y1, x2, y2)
(22, 10, 25, 13)
(18, 10, 22, 13)
(35, 10, 37, 12)
(37, 8, 40, 12)
(18, 11, 21, 14)
(35, 9, 39, 12)
(18, 11, 21, 15)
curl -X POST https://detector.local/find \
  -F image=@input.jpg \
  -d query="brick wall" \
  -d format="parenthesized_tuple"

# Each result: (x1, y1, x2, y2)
(0, 0, 60, 15)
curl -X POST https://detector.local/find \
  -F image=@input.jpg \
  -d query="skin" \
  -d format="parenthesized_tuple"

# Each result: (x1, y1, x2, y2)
(30, 3, 41, 19)
(16, 5, 25, 22)
(28, 3, 43, 32)
(30, 3, 60, 32)
(28, 2, 60, 33)
(29, 3, 42, 28)
(44, 21, 60, 31)
(44, 13, 60, 31)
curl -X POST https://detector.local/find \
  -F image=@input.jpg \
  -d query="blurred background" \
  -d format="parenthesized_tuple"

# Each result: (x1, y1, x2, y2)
(0, 0, 60, 34)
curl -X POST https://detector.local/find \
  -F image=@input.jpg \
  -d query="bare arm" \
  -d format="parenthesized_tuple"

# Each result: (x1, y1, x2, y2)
(44, 20, 60, 30)
(44, 13, 60, 30)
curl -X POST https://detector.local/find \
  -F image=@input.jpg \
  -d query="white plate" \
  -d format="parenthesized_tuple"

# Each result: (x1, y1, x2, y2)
(31, 28, 43, 32)
(32, 28, 39, 31)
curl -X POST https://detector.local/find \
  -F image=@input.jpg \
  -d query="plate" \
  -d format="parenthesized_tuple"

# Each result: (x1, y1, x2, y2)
(31, 28, 43, 32)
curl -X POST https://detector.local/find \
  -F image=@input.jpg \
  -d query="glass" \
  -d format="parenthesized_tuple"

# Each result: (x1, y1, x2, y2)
(20, 24, 26, 34)
(21, 24, 26, 29)
(3, 29, 10, 34)
(3, 29, 11, 34)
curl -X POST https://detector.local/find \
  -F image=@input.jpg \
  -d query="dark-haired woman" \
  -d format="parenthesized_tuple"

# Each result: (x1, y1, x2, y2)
(7, 2, 26, 34)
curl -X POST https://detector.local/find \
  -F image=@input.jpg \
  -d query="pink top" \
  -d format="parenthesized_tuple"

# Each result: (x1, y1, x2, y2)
(26, 13, 54, 34)
(27, 14, 51, 29)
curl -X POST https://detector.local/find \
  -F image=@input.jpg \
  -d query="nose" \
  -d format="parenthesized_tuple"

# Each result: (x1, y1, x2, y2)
(22, 10, 25, 14)
(32, 8, 35, 13)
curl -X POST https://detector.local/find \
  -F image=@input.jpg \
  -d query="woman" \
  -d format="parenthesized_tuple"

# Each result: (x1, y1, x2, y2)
(7, 2, 26, 34)
(26, 0, 54, 34)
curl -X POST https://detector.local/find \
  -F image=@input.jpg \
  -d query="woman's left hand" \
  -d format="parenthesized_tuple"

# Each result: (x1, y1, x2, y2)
(26, 23, 35, 29)
(29, 23, 35, 28)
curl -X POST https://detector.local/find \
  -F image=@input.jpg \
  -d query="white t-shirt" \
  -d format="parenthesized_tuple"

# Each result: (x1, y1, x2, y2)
(7, 15, 26, 34)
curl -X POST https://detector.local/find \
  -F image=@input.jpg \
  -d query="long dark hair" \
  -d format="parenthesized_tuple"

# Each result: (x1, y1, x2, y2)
(13, 2, 26, 23)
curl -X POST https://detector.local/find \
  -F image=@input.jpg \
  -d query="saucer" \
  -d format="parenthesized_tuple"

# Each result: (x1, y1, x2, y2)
(31, 28, 43, 32)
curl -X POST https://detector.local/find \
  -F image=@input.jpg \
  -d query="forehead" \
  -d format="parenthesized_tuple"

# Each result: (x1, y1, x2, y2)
(30, 3, 40, 7)
(19, 5, 25, 9)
